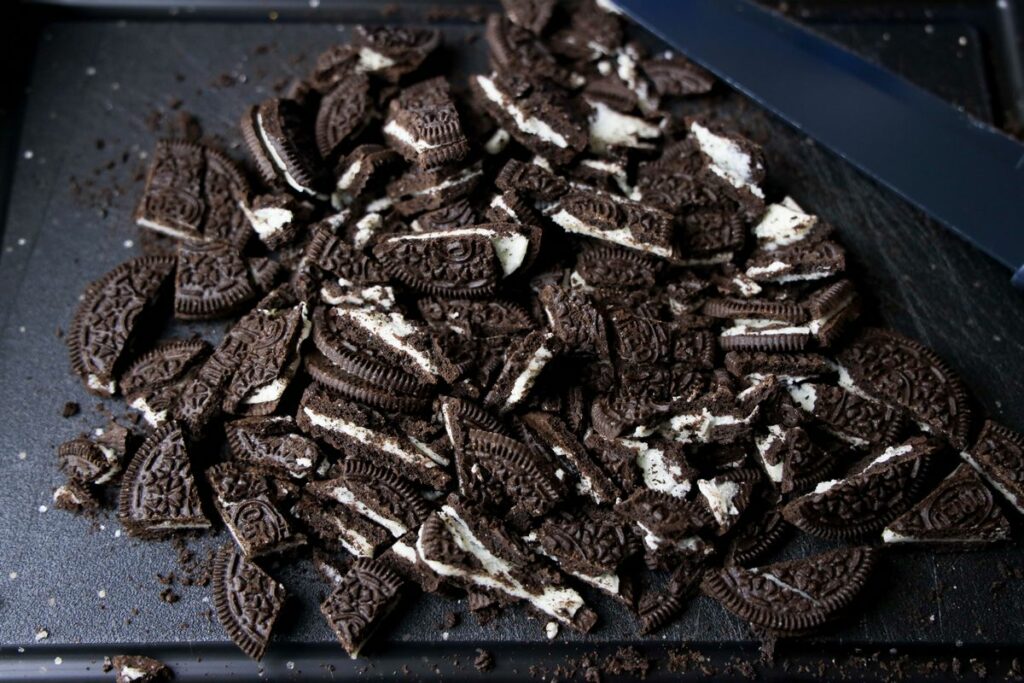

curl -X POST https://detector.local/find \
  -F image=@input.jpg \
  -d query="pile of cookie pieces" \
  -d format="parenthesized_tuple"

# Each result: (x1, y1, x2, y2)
(55, 0, 1024, 661)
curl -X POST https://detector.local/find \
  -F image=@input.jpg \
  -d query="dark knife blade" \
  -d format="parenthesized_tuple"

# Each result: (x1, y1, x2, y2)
(608, 0, 1024, 289)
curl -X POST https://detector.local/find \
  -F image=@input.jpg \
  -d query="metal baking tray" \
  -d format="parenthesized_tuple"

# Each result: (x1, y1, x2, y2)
(1, 1, 1023, 680)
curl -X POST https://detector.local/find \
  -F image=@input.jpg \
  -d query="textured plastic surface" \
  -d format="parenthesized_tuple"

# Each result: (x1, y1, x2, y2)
(0, 9, 1023, 682)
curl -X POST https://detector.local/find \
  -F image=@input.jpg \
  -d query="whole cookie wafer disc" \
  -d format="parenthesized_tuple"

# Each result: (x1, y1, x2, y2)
(212, 542, 287, 661)
(68, 255, 176, 396)
(701, 546, 876, 634)
(837, 328, 973, 448)
(175, 240, 256, 320)
(117, 421, 210, 537)
(883, 463, 1010, 545)
(782, 437, 940, 540)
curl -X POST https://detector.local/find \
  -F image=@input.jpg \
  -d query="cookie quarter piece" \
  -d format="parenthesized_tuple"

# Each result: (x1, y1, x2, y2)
(883, 463, 1010, 546)
(321, 559, 405, 658)
(962, 420, 1024, 514)
(701, 546, 876, 636)
(212, 543, 287, 661)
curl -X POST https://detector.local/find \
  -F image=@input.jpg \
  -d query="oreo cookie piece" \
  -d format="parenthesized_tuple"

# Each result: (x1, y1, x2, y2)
(883, 463, 1010, 546)
(374, 225, 532, 297)
(495, 159, 569, 201)
(306, 222, 388, 283)
(383, 76, 469, 169)
(135, 141, 252, 245)
(172, 327, 248, 438)
(292, 495, 392, 558)
(332, 145, 401, 208)
(484, 331, 561, 413)
(782, 436, 940, 540)
(501, 0, 556, 33)
(574, 243, 661, 290)
(527, 508, 635, 600)
(330, 305, 457, 384)
(751, 197, 832, 252)
(307, 459, 432, 538)
(551, 190, 675, 259)
(117, 421, 210, 538)
(241, 193, 308, 250)
(538, 286, 609, 357)
(455, 427, 564, 522)
(486, 14, 571, 85)
(321, 559, 405, 658)
(120, 339, 210, 426)
(212, 542, 287, 661)
(298, 384, 450, 489)
(174, 240, 256, 320)
(416, 502, 596, 632)
(387, 164, 483, 216)
(411, 198, 479, 233)
(53, 480, 100, 514)
(724, 350, 834, 385)
(585, 99, 662, 154)
(68, 256, 176, 396)
(225, 416, 324, 480)
(418, 298, 535, 338)
(222, 299, 310, 417)
(549, 0, 623, 60)
(701, 546, 876, 636)
(610, 308, 674, 365)
(962, 420, 1024, 514)
(614, 489, 715, 569)
(581, 431, 641, 495)
(57, 435, 122, 486)
(241, 98, 327, 198)
(469, 72, 586, 166)
(304, 349, 431, 413)
(725, 494, 789, 566)
(755, 424, 836, 494)
(642, 52, 715, 97)
(350, 26, 441, 83)
(111, 655, 170, 683)
(617, 438, 694, 498)
(662, 391, 758, 445)
(207, 462, 306, 558)
(522, 411, 622, 505)
(786, 382, 905, 448)
(696, 469, 760, 536)
(316, 72, 373, 161)
(688, 120, 765, 210)
(837, 327, 973, 448)
(745, 239, 846, 284)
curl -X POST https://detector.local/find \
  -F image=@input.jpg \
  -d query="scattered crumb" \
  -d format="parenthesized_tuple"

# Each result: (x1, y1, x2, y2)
(474, 649, 494, 673)
(62, 401, 80, 418)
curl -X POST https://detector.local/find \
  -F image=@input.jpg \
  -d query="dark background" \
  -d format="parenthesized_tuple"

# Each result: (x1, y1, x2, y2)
(0, 1, 1022, 680)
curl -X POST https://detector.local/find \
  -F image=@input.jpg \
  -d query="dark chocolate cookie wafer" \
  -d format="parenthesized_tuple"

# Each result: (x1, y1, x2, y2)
(332, 144, 401, 208)
(351, 26, 441, 83)
(304, 350, 432, 413)
(411, 198, 478, 233)
(501, 0, 555, 33)
(484, 331, 562, 413)
(574, 243, 661, 290)
(539, 285, 609, 357)
(495, 158, 569, 201)
(523, 411, 621, 505)
(292, 495, 392, 558)
(486, 14, 571, 85)
(316, 72, 373, 161)
(418, 298, 535, 337)
(701, 546, 876, 635)
(117, 421, 210, 537)
(212, 542, 287, 661)
(744, 239, 846, 283)
(838, 328, 973, 448)
(120, 339, 211, 425)
(68, 255, 176, 396)
(321, 559, 405, 658)
(207, 462, 306, 558)
(642, 52, 715, 97)
(226, 416, 323, 480)
(175, 240, 256, 320)
(387, 164, 483, 216)
(787, 382, 905, 448)
(384, 76, 469, 169)
(552, 190, 676, 259)
(305, 223, 389, 284)
(782, 436, 940, 540)
(530, 508, 635, 589)
(962, 420, 1024, 514)
(373, 230, 503, 298)
(57, 436, 121, 486)
(883, 463, 1010, 545)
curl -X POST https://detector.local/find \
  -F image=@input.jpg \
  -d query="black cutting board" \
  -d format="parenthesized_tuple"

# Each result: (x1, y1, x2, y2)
(1, 4, 1023, 681)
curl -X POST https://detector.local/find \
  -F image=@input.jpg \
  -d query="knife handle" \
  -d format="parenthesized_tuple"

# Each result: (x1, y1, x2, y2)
(1014, 266, 1024, 291)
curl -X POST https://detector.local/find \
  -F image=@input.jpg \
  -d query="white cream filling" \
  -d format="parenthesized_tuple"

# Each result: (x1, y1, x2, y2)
(690, 122, 764, 199)
(753, 201, 818, 249)
(417, 507, 585, 625)
(490, 194, 518, 222)
(335, 307, 437, 377)
(551, 209, 672, 258)
(119, 666, 148, 681)
(697, 479, 741, 525)
(664, 409, 751, 444)
(383, 119, 439, 153)
(587, 100, 661, 153)
(320, 481, 408, 538)
(336, 158, 363, 191)
(506, 339, 555, 406)
(621, 438, 691, 498)
(474, 74, 569, 147)
(753, 570, 820, 605)
(87, 374, 116, 395)
(302, 407, 445, 476)
(787, 384, 818, 412)
(241, 204, 292, 241)
(321, 284, 396, 309)
(813, 479, 840, 494)
(755, 425, 786, 483)
(135, 216, 197, 241)
(352, 212, 383, 250)
(546, 622, 559, 639)
(866, 443, 914, 469)
(357, 47, 397, 71)
(615, 48, 658, 114)
(580, 158, 634, 195)
(391, 538, 418, 564)
(484, 128, 510, 154)
(130, 396, 167, 428)
(385, 227, 529, 277)
(244, 305, 310, 406)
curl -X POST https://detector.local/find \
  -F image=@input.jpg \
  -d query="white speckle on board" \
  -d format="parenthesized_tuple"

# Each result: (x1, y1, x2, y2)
(17, 238, 26, 246)
(23, 151, 33, 160)
(286, 661, 295, 670)
(47, 597, 55, 607)
(114, 529, 121, 538)
(54, 657, 63, 665)
(97, 589, 107, 599)
(35, 629, 48, 641)
(17, 451, 27, 460)
(958, 36, 968, 46)
(123, 240, 134, 249)
(9, 572, 18, 580)
(18, 327, 25, 333)
(924, 24, 935, 34)
(38, 505, 47, 513)
(85, 66, 96, 76)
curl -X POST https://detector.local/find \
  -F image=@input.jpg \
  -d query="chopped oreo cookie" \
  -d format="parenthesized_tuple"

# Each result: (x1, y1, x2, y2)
(321, 559, 405, 658)
(212, 542, 287, 660)
(551, 190, 675, 259)
(384, 76, 469, 169)
(962, 420, 1024, 514)
(484, 331, 562, 413)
